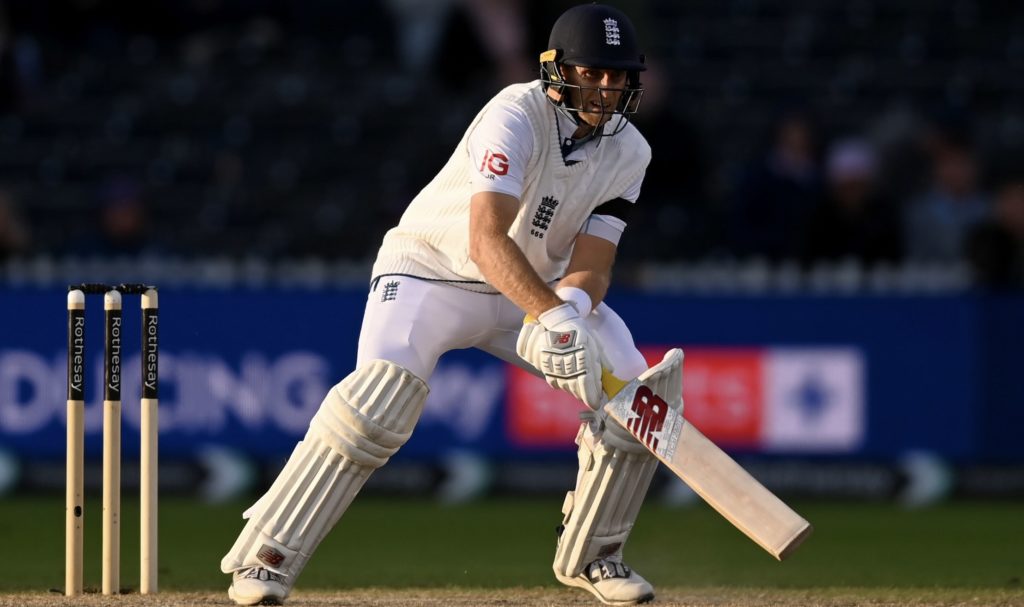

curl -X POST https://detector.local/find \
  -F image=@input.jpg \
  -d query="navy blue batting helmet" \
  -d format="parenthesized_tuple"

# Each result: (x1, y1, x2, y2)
(540, 4, 646, 135)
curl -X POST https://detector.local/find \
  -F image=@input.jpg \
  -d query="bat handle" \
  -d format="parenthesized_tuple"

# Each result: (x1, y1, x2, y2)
(601, 369, 629, 397)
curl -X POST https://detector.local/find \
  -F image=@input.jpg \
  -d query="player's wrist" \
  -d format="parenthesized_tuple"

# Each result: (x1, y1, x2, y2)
(555, 286, 593, 318)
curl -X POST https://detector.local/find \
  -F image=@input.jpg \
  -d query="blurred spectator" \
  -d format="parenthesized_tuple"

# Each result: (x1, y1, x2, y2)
(903, 131, 990, 262)
(0, 188, 31, 260)
(99, 178, 153, 255)
(66, 177, 158, 257)
(0, 3, 43, 113)
(386, 0, 530, 89)
(730, 111, 823, 261)
(384, 0, 457, 75)
(463, 0, 531, 86)
(801, 139, 903, 267)
(0, 4, 16, 112)
(624, 63, 716, 261)
(966, 173, 1024, 290)
(868, 108, 932, 212)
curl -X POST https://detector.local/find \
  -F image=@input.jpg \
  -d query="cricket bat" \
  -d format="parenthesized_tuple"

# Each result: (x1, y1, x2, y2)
(602, 348, 812, 560)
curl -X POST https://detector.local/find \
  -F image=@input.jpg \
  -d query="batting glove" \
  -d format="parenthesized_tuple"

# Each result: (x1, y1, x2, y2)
(516, 303, 607, 409)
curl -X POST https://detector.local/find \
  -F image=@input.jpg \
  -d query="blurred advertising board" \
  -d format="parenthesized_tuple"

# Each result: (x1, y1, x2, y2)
(508, 346, 865, 453)
(0, 287, 1019, 465)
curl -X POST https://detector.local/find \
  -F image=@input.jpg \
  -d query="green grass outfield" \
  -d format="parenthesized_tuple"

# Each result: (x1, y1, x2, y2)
(1, 497, 1021, 604)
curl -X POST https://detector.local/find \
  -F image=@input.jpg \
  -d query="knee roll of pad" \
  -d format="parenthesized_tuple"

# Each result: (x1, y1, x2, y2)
(221, 360, 429, 582)
(310, 358, 429, 468)
(599, 412, 652, 454)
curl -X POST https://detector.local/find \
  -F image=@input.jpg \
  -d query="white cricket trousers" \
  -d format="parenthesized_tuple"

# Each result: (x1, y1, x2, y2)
(357, 276, 648, 382)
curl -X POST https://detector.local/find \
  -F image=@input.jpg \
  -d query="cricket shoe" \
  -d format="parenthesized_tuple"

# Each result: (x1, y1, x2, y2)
(228, 567, 289, 606)
(555, 557, 655, 605)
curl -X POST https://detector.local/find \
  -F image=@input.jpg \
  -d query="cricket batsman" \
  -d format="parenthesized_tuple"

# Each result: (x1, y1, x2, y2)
(221, 4, 671, 605)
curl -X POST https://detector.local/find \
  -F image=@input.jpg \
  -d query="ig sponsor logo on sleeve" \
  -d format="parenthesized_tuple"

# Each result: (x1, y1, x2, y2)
(479, 149, 509, 177)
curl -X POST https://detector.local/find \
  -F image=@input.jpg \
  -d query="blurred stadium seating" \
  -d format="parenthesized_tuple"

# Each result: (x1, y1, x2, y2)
(0, 0, 1021, 291)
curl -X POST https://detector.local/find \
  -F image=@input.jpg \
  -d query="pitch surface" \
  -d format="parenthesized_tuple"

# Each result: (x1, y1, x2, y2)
(1, 497, 1021, 605)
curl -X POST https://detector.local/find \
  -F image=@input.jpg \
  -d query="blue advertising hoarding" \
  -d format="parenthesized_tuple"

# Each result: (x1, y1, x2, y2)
(0, 287, 1019, 466)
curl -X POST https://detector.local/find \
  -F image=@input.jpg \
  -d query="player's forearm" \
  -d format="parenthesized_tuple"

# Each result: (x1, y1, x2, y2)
(471, 233, 563, 318)
(556, 233, 617, 316)
(557, 270, 610, 311)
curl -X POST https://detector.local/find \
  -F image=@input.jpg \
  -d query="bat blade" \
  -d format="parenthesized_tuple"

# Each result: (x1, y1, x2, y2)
(603, 349, 812, 560)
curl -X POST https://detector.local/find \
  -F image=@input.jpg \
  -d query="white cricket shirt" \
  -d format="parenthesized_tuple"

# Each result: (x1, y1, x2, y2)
(371, 80, 651, 292)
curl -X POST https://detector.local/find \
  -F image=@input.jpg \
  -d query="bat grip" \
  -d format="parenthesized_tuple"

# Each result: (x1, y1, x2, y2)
(601, 369, 629, 397)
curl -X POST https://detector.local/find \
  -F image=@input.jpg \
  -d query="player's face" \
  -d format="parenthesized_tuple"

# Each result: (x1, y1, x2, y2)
(562, 65, 628, 127)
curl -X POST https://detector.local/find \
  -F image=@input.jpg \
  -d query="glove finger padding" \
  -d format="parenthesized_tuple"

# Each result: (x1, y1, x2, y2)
(515, 321, 543, 362)
(517, 303, 606, 409)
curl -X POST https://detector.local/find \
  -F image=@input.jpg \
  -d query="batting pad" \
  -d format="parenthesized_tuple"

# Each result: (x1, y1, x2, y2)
(220, 360, 429, 582)
(553, 413, 665, 578)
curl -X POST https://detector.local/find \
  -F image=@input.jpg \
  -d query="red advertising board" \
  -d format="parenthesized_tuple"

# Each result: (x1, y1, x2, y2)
(506, 347, 766, 449)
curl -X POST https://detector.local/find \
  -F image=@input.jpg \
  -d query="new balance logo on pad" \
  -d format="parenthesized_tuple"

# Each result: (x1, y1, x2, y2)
(256, 545, 285, 567)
